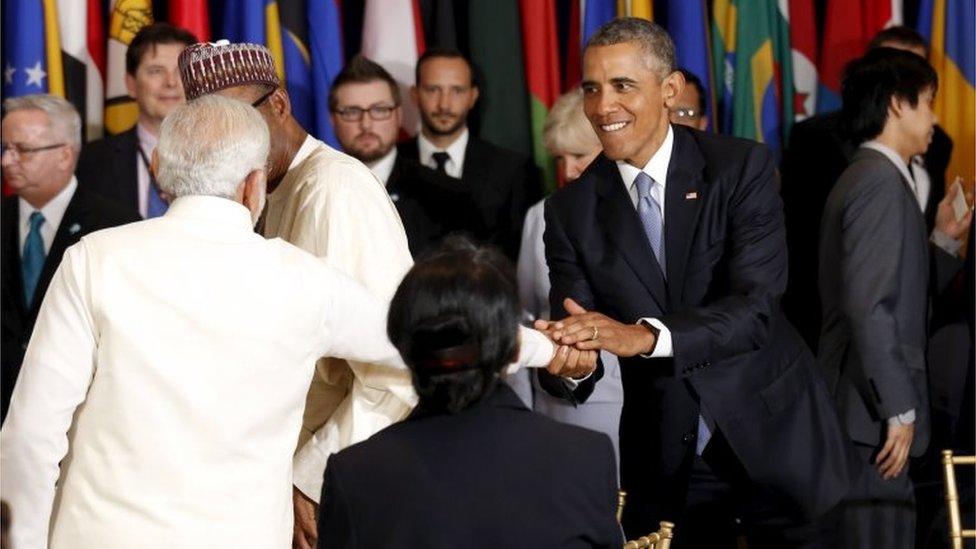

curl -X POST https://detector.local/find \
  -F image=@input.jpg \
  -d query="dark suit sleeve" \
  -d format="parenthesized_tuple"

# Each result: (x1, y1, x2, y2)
(538, 197, 601, 404)
(662, 145, 787, 374)
(317, 458, 356, 549)
(502, 158, 542, 260)
(837, 173, 918, 419)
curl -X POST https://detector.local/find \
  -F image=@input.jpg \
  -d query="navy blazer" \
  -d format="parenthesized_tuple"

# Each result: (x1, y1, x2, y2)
(542, 125, 858, 535)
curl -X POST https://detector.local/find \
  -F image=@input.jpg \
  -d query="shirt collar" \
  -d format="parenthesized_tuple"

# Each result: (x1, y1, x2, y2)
(861, 140, 914, 187)
(164, 195, 256, 235)
(368, 148, 398, 186)
(616, 124, 674, 192)
(288, 134, 320, 172)
(19, 176, 78, 233)
(417, 127, 469, 170)
(136, 122, 158, 152)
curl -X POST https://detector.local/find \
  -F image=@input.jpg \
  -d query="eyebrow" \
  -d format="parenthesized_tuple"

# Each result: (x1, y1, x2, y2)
(609, 76, 638, 85)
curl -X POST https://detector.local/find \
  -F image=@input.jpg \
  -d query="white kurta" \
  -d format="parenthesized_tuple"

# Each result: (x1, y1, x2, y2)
(0, 196, 408, 549)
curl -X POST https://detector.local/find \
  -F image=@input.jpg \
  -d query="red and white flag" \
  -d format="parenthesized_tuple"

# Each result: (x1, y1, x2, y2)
(361, 0, 425, 136)
(57, 0, 106, 140)
(789, 0, 817, 121)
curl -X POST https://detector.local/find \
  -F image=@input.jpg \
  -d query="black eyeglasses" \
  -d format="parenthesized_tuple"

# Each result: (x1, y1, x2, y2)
(332, 104, 397, 122)
(1, 142, 66, 158)
(251, 88, 277, 108)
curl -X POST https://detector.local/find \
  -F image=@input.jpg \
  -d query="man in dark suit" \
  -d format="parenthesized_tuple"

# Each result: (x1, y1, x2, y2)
(817, 48, 971, 549)
(399, 48, 541, 260)
(75, 23, 196, 219)
(781, 26, 953, 349)
(539, 19, 858, 546)
(329, 55, 485, 257)
(1, 95, 138, 421)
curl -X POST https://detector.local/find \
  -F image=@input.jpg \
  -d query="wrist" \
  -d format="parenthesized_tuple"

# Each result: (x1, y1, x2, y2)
(635, 321, 659, 355)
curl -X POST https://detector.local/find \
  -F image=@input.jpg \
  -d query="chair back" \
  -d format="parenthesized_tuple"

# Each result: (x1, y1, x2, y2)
(623, 521, 674, 549)
(942, 450, 976, 549)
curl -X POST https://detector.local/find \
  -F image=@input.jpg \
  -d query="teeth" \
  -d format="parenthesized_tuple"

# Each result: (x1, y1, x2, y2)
(601, 121, 627, 132)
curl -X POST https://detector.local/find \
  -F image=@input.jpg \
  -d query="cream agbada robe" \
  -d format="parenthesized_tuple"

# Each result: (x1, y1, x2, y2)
(264, 137, 417, 500)
(0, 197, 407, 548)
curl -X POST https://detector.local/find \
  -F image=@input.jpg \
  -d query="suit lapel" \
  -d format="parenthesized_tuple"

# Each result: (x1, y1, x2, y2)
(113, 129, 140, 213)
(1, 199, 27, 315)
(664, 128, 706, 306)
(593, 157, 667, 310)
(30, 189, 87, 317)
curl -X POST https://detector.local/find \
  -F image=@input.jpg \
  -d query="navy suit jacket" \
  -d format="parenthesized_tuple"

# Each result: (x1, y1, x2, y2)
(542, 125, 858, 535)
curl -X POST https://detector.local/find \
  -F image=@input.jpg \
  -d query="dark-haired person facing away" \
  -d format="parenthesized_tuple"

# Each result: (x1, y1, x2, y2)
(399, 48, 542, 261)
(781, 25, 954, 350)
(76, 23, 197, 219)
(317, 238, 622, 549)
(817, 47, 972, 549)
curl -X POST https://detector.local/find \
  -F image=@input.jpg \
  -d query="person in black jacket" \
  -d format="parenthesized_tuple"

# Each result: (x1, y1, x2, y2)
(399, 48, 541, 260)
(317, 237, 622, 549)
(75, 23, 196, 219)
(1, 95, 138, 421)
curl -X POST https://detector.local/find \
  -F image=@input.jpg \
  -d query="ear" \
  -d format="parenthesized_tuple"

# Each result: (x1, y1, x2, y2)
(469, 85, 480, 107)
(125, 73, 138, 100)
(242, 168, 267, 223)
(888, 95, 907, 119)
(268, 88, 292, 121)
(393, 105, 403, 126)
(662, 71, 685, 110)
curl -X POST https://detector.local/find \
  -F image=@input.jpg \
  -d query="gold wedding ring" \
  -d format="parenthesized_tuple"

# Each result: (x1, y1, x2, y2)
(590, 326, 599, 341)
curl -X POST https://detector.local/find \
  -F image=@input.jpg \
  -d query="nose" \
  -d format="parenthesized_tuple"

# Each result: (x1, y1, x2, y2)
(360, 113, 373, 130)
(1, 147, 15, 166)
(165, 69, 179, 88)
(591, 89, 617, 118)
(436, 90, 450, 111)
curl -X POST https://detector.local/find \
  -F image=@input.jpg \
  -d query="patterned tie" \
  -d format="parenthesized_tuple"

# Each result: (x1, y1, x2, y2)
(432, 151, 451, 175)
(635, 171, 665, 272)
(21, 211, 46, 306)
(635, 171, 713, 454)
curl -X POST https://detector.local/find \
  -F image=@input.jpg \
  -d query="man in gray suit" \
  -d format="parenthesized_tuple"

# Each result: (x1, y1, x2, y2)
(818, 48, 972, 548)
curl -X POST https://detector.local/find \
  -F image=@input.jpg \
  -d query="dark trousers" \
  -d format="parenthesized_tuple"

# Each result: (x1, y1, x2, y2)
(673, 430, 841, 549)
(837, 442, 915, 549)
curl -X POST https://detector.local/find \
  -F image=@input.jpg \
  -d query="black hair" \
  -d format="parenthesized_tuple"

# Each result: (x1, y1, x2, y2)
(126, 23, 197, 75)
(677, 68, 707, 115)
(841, 47, 937, 145)
(868, 25, 929, 57)
(328, 55, 401, 111)
(414, 47, 477, 87)
(387, 236, 520, 414)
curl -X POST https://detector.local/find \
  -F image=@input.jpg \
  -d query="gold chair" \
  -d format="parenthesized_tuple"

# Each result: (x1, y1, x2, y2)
(617, 491, 627, 523)
(942, 450, 976, 549)
(623, 521, 675, 549)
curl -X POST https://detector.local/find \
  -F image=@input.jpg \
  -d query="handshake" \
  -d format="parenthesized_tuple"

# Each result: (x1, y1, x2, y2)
(534, 298, 659, 379)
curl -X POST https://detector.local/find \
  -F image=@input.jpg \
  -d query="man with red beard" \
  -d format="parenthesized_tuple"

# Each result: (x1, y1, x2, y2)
(399, 48, 541, 261)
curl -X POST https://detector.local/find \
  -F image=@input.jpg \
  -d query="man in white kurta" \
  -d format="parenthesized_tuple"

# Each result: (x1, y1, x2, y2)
(0, 96, 412, 548)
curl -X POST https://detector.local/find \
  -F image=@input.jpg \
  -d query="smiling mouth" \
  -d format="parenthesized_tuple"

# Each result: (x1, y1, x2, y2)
(599, 121, 629, 132)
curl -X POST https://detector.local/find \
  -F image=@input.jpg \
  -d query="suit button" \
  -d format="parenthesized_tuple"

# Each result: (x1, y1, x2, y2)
(682, 432, 697, 445)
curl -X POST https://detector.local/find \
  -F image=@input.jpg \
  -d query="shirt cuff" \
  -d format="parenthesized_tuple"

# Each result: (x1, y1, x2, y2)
(887, 409, 916, 425)
(637, 318, 673, 358)
(931, 229, 963, 256)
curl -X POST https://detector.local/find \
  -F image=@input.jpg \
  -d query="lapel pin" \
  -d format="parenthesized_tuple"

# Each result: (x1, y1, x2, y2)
(389, 193, 400, 202)
(685, 191, 698, 200)
(68, 223, 81, 235)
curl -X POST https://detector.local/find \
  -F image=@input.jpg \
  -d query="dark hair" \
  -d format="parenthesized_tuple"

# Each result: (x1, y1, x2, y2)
(414, 47, 476, 87)
(387, 236, 520, 414)
(868, 25, 929, 57)
(677, 68, 707, 115)
(585, 17, 676, 77)
(841, 47, 937, 144)
(126, 23, 197, 75)
(328, 55, 401, 111)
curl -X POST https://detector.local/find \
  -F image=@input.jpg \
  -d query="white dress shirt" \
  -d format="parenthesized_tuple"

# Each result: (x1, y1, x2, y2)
(135, 123, 158, 218)
(614, 125, 675, 358)
(18, 176, 77, 255)
(417, 127, 469, 178)
(368, 148, 398, 186)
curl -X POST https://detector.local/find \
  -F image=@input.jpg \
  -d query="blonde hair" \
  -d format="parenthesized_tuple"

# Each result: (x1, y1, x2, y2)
(543, 90, 600, 156)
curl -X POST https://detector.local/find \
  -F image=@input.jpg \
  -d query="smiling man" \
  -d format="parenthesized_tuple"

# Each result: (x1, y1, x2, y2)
(76, 23, 196, 219)
(539, 18, 857, 546)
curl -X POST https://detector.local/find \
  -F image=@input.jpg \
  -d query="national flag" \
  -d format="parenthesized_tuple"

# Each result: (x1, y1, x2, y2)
(520, 0, 561, 193)
(468, 0, 532, 157)
(919, 0, 975, 181)
(55, 0, 106, 142)
(617, 0, 652, 20)
(170, 0, 210, 42)
(105, 0, 153, 135)
(221, 0, 344, 147)
(362, 0, 425, 137)
(789, 0, 817, 121)
(712, 0, 794, 158)
(563, 0, 583, 90)
(817, 0, 901, 113)
(3, 1, 62, 99)
(667, 0, 715, 130)
(582, 0, 616, 45)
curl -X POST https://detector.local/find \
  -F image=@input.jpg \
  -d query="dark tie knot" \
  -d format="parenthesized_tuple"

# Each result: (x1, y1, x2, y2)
(431, 151, 451, 173)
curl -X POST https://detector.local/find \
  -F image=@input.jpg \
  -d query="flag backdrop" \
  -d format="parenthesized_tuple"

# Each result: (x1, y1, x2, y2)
(918, 0, 975, 181)
(789, 0, 817, 121)
(105, 0, 153, 135)
(520, 0, 561, 193)
(361, 0, 425, 137)
(667, 0, 715, 130)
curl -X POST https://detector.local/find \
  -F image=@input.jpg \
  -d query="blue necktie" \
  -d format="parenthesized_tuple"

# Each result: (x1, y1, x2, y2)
(635, 172, 713, 455)
(22, 211, 46, 306)
(147, 180, 168, 218)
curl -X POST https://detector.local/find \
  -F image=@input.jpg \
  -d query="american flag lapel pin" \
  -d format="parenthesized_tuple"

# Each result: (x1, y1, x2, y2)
(685, 191, 698, 200)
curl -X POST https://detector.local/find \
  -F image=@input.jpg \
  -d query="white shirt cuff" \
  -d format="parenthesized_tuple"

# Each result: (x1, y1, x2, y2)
(931, 230, 963, 256)
(637, 318, 673, 358)
(887, 409, 916, 425)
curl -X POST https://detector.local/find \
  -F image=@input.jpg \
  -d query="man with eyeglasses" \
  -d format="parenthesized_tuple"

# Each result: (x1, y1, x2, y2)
(178, 41, 416, 549)
(1, 95, 138, 422)
(76, 23, 197, 219)
(669, 69, 709, 131)
(330, 56, 485, 257)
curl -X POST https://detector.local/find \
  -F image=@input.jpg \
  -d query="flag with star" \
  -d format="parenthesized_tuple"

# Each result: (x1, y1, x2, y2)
(3, 1, 60, 98)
